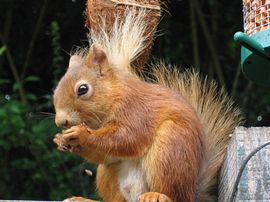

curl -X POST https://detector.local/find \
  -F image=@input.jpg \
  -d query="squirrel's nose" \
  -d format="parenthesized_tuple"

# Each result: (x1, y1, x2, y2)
(55, 111, 70, 128)
(56, 119, 69, 128)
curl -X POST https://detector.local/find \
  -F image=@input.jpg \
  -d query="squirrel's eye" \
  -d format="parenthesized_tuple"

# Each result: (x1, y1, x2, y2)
(77, 84, 89, 96)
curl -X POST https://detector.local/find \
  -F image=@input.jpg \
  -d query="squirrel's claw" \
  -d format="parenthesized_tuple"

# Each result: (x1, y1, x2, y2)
(58, 143, 70, 152)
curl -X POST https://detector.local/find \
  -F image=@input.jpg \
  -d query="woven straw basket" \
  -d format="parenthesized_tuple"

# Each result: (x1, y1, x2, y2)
(84, 0, 161, 67)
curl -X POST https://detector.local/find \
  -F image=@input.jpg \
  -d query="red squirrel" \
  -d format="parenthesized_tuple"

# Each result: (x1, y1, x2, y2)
(53, 9, 242, 202)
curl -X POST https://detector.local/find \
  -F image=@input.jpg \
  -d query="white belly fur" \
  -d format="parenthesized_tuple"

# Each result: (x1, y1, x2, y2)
(118, 160, 149, 202)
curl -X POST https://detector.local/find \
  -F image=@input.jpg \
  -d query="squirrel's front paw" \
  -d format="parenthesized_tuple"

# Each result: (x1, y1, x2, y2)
(53, 133, 70, 152)
(61, 124, 91, 147)
(53, 133, 83, 153)
(53, 124, 91, 153)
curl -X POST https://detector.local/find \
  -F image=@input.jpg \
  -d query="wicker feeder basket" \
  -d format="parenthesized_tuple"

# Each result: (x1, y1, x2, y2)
(84, 0, 161, 67)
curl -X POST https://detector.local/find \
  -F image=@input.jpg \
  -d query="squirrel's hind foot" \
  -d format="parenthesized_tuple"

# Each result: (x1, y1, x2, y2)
(63, 196, 99, 202)
(139, 192, 173, 202)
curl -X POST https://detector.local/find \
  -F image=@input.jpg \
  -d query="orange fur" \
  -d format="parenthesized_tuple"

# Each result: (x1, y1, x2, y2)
(53, 9, 242, 202)
(150, 64, 243, 200)
(54, 47, 205, 201)
(96, 164, 126, 202)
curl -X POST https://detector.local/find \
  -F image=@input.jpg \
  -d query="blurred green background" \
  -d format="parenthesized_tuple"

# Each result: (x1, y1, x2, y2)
(0, 0, 270, 200)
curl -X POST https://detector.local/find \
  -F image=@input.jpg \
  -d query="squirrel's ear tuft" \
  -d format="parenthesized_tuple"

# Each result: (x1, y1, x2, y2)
(88, 44, 109, 67)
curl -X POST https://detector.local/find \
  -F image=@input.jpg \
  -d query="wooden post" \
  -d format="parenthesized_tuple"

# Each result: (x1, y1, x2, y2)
(219, 127, 270, 201)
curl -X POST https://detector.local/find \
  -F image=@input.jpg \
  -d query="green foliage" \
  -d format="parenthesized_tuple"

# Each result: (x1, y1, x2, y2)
(0, 9, 98, 198)
(0, 46, 6, 56)
(1, 0, 270, 200)
(0, 94, 98, 200)
(51, 20, 64, 86)
(0, 78, 10, 85)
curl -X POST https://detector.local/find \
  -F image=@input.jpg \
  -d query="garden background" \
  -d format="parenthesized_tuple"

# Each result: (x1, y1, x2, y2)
(0, 0, 269, 200)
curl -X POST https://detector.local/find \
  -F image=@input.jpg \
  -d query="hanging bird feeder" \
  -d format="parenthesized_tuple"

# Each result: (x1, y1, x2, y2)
(234, 0, 270, 85)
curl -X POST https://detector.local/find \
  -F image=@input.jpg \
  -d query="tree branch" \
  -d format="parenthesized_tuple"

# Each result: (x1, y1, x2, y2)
(231, 62, 241, 98)
(189, 0, 200, 70)
(0, 33, 27, 105)
(21, 0, 49, 79)
(192, 0, 226, 88)
(0, 1, 14, 69)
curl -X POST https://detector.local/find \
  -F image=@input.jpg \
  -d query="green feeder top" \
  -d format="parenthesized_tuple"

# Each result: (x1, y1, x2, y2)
(234, 0, 270, 85)
(234, 30, 270, 86)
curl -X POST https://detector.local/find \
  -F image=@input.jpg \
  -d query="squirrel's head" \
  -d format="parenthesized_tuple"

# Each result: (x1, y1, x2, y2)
(53, 44, 119, 129)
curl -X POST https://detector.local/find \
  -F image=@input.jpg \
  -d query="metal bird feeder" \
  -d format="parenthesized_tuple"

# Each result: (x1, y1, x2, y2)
(234, 0, 270, 85)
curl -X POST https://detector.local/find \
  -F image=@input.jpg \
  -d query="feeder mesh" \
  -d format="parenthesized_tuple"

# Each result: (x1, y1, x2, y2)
(244, 0, 270, 35)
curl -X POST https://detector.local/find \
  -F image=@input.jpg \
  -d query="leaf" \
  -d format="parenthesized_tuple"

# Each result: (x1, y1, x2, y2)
(0, 46, 6, 56)
(26, 93, 37, 101)
(9, 104, 21, 114)
(0, 78, 10, 85)
(51, 21, 60, 33)
(12, 82, 23, 92)
(24, 76, 40, 82)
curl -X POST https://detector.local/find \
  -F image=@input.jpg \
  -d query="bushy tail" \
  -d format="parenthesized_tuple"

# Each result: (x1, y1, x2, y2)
(87, 5, 243, 200)
(150, 62, 243, 201)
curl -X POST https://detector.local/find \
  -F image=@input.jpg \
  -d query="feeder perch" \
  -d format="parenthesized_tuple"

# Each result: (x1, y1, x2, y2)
(234, 0, 270, 85)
